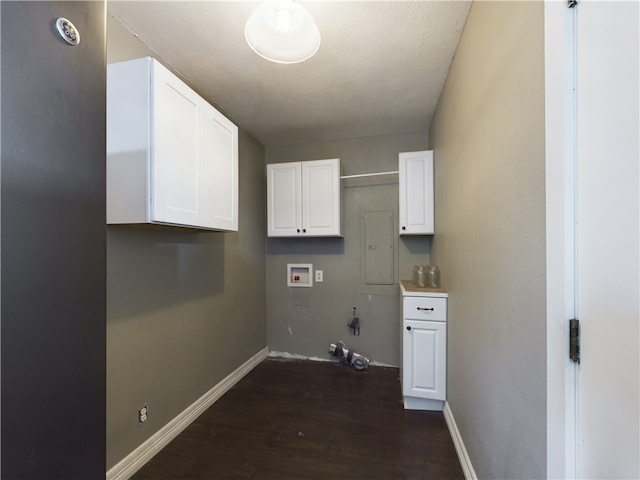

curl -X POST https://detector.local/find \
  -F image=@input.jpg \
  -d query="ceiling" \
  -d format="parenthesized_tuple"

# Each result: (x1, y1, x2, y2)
(108, 1, 471, 146)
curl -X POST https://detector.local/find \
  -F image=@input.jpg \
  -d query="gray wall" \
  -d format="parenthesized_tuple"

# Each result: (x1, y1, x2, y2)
(429, 1, 546, 478)
(265, 133, 429, 367)
(1, 1, 107, 477)
(106, 16, 267, 469)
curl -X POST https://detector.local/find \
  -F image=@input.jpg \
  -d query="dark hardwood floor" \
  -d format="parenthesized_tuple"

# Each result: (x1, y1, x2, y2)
(132, 358, 464, 479)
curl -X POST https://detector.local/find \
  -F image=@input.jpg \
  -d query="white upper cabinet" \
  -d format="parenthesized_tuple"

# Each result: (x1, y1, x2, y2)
(107, 57, 238, 231)
(267, 159, 342, 237)
(399, 150, 434, 235)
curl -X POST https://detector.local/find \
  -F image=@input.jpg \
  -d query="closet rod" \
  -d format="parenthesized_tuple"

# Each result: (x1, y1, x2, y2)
(340, 170, 399, 180)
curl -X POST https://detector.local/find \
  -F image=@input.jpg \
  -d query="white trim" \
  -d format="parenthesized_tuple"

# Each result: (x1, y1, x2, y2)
(268, 350, 397, 368)
(544, 1, 577, 478)
(268, 350, 331, 362)
(443, 401, 477, 480)
(403, 396, 443, 411)
(106, 347, 270, 480)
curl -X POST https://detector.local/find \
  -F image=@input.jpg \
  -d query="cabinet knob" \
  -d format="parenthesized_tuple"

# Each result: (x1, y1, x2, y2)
(406, 326, 412, 331)
(402, 226, 406, 230)
(302, 229, 307, 233)
(297, 229, 301, 233)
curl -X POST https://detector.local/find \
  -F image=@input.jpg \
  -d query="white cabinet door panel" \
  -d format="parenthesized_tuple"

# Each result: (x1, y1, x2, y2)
(302, 159, 340, 235)
(202, 103, 238, 230)
(399, 150, 434, 235)
(153, 68, 200, 226)
(267, 163, 301, 236)
(403, 319, 446, 401)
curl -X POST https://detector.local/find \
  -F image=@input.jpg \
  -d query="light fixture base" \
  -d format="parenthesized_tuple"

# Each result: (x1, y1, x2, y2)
(245, 0, 321, 64)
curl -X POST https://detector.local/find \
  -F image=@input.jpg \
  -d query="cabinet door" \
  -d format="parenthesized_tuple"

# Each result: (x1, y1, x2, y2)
(302, 159, 341, 236)
(399, 150, 434, 235)
(402, 319, 446, 400)
(267, 162, 302, 236)
(201, 102, 238, 231)
(152, 62, 201, 226)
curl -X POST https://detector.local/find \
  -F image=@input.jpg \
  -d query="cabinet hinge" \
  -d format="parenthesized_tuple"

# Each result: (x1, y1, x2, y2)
(568, 0, 578, 8)
(569, 319, 580, 364)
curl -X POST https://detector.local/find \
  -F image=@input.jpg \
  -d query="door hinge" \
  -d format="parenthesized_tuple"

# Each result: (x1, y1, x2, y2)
(569, 319, 580, 364)
(568, 0, 578, 8)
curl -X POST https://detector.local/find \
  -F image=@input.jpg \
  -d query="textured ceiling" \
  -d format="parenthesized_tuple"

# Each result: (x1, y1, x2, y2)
(108, 1, 471, 146)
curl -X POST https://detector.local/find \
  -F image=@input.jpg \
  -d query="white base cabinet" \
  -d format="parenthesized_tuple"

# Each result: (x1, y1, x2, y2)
(399, 150, 434, 235)
(107, 57, 238, 231)
(267, 159, 342, 237)
(400, 281, 447, 411)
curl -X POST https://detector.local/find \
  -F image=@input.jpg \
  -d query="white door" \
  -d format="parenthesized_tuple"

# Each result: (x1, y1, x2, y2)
(267, 162, 302, 236)
(574, 2, 639, 477)
(402, 319, 446, 400)
(152, 62, 200, 226)
(546, 3, 639, 476)
(302, 159, 341, 236)
(202, 102, 238, 231)
(399, 151, 434, 235)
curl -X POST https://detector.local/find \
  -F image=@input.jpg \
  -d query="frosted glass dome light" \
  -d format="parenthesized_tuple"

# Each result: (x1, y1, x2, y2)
(245, 0, 321, 64)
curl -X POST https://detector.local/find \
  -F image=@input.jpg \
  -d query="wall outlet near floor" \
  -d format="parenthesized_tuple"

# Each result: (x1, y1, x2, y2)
(315, 270, 323, 282)
(138, 404, 148, 425)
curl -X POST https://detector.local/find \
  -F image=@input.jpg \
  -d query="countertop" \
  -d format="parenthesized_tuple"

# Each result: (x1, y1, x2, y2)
(399, 280, 448, 298)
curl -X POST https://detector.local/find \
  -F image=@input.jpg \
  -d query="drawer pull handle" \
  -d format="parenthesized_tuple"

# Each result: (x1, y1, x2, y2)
(417, 307, 434, 312)
(406, 326, 412, 331)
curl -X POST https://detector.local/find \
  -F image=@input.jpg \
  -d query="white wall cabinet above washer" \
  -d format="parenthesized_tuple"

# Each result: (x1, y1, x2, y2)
(107, 57, 238, 231)
(267, 159, 342, 237)
(399, 150, 434, 235)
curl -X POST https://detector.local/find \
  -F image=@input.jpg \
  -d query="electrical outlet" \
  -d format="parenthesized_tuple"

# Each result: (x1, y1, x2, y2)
(315, 270, 323, 282)
(138, 404, 148, 425)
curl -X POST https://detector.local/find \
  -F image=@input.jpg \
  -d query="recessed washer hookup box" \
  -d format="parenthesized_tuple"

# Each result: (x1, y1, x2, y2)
(287, 263, 313, 287)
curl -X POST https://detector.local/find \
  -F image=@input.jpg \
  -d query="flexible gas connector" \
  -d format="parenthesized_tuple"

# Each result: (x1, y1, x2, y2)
(328, 341, 369, 370)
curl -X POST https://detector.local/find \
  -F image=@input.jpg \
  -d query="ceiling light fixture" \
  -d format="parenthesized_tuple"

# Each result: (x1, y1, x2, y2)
(245, 0, 321, 64)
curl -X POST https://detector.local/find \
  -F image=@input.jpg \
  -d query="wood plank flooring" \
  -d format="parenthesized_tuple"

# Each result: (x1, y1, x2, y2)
(132, 358, 464, 479)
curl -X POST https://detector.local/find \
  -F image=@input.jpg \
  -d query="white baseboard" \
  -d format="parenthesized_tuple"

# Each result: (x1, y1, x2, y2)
(268, 350, 397, 368)
(106, 346, 270, 480)
(443, 401, 477, 480)
(268, 350, 331, 362)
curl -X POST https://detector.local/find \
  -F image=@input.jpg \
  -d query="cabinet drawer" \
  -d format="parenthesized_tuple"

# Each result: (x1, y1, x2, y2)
(403, 296, 447, 322)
